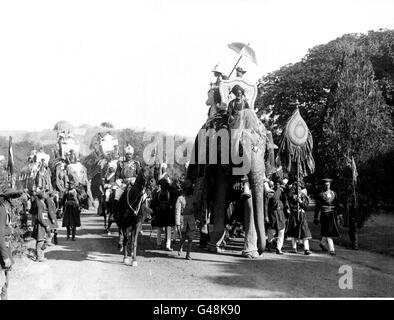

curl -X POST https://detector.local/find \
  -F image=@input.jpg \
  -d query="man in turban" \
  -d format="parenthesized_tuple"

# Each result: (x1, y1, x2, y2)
(115, 144, 141, 186)
(227, 84, 250, 124)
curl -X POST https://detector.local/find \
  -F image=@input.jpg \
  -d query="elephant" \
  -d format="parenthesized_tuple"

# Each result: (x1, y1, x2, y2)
(188, 108, 270, 257)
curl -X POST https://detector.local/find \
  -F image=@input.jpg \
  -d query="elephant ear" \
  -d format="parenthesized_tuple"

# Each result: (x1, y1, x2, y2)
(230, 109, 267, 162)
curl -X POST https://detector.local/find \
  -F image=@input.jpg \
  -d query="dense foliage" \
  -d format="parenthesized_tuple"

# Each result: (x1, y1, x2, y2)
(256, 29, 394, 207)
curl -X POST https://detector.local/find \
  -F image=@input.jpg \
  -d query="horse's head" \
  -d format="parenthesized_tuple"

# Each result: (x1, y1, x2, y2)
(134, 164, 155, 190)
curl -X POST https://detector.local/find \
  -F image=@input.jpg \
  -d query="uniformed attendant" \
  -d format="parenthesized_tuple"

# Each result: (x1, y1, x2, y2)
(176, 180, 197, 260)
(115, 145, 141, 186)
(101, 164, 117, 234)
(151, 177, 176, 251)
(0, 189, 21, 300)
(45, 191, 59, 245)
(314, 178, 342, 255)
(265, 176, 288, 254)
(32, 189, 50, 262)
(114, 145, 140, 222)
(55, 160, 68, 217)
(285, 179, 313, 255)
(62, 181, 81, 241)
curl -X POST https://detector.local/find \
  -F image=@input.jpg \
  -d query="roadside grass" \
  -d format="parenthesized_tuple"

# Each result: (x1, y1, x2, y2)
(307, 206, 394, 258)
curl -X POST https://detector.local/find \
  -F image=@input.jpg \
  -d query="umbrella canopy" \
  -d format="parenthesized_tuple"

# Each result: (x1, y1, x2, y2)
(228, 42, 258, 65)
(53, 120, 73, 132)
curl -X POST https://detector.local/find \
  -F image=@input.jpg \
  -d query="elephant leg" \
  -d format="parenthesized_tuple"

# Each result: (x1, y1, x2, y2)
(208, 168, 227, 251)
(249, 152, 267, 255)
(242, 197, 259, 257)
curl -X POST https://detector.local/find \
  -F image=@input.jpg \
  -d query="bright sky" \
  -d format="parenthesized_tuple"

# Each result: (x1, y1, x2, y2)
(1, 0, 394, 137)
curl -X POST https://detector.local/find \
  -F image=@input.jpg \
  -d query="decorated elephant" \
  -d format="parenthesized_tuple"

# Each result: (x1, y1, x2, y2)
(188, 78, 272, 257)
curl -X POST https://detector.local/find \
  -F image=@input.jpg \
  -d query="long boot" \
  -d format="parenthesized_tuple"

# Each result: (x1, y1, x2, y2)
(71, 227, 76, 241)
(185, 240, 192, 260)
(36, 241, 46, 262)
(66, 227, 71, 240)
(178, 234, 185, 256)
(46, 230, 53, 246)
(53, 230, 58, 245)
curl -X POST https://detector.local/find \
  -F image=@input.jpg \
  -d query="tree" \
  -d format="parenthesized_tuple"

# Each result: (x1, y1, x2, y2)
(256, 30, 394, 207)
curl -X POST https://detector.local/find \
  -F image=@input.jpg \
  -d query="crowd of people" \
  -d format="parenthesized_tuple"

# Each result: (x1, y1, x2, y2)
(0, 66, 361, 300)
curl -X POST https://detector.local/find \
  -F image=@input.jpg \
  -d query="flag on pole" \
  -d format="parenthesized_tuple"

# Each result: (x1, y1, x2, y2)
(7, 136, 14, 176)
(7, 136, 15, 188)
(278, 108, 315, 177)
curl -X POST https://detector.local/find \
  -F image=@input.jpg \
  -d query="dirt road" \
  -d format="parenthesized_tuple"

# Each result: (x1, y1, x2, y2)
(8, 211, 394, 299)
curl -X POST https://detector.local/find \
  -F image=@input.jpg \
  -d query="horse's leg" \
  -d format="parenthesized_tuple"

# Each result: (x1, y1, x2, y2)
(106, 202, 112, 234)
(102, 202, 107, 231)
(132, 223, 141, 267)
(118, 226, 124, 252)
(123, 227, 131, 265)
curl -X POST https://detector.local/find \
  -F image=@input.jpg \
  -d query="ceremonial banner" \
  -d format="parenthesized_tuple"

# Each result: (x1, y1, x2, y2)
(278, 108, 315, 177)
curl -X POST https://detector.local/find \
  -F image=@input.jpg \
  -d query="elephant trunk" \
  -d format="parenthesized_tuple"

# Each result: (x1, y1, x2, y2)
(248, 149, 266, 254)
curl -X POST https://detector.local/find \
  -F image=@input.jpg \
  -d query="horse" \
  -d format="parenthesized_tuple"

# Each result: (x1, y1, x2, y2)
(116, 165, 154, 266)
(101, 184, 117, 234)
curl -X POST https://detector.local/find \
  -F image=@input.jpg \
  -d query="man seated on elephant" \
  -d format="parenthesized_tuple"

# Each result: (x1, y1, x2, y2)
(227, 84, 252, 198)
(227, 84, 250, 124)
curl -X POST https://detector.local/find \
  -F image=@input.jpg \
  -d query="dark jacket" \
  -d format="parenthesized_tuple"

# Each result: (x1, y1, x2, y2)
(115, 160, 141, 182)
(151, 189, 177, 227)
(32, 198, 49, 241)
(227, 98, 250, 121)
(266, 188, 288, 231)
(314, 189, 341, 238)
(62, 189, 81, 228)
(285, 187, 312, 240)
(45, 196, 58, 229)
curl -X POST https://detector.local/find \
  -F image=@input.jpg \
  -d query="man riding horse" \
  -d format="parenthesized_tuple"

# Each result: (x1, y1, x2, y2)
(106, 144, 141, 233)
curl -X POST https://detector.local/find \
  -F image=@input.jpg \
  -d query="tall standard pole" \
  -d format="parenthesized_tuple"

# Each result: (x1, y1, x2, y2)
(297, 157, 300, 221)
